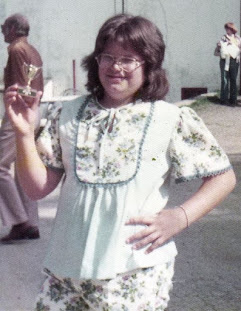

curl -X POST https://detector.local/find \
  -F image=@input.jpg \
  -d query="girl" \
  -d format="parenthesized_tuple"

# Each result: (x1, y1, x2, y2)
(5, 14, 235, 311)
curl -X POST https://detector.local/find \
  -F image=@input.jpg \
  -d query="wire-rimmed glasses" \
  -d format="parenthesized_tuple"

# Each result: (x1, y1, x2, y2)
(95, 53, 145, 73)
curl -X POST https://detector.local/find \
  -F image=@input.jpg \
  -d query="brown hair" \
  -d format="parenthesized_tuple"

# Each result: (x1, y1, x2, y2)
(4, 13, 30, 36)
(224, 22, 238, 34)
(82, 14, 169, 101)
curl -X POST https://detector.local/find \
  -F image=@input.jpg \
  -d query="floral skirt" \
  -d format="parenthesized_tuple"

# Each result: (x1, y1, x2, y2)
(35, 260, 174, 311)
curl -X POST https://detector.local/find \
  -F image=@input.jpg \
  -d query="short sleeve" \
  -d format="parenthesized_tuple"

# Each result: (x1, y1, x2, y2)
(169, 107, 231, 183)
(36, 101, 64, 170)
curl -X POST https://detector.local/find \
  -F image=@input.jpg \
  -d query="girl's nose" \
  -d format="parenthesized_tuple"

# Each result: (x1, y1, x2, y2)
(112, 61, 123, 71)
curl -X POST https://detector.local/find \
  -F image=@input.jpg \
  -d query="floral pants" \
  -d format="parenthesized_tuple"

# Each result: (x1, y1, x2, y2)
(35, 261, 174, 311)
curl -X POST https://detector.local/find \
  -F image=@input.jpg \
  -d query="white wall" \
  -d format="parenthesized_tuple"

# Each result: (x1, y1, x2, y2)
(0, 0, 119, 97)
(125, 0, 240, 102)
(0, 0, 239, 103)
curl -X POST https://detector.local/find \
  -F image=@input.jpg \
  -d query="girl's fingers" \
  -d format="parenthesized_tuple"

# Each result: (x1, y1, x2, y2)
(4, 88, 18, 106)
(126, 226, 153, 244)
(126, 215, 154, 226)
(4, 90, 18, 100)
(131, 232, 160, 251)
(5, 91, 42, 111)
(20, 91, 42, 109)
(145, 236, 165, 254)
(5, 83, 18, 92)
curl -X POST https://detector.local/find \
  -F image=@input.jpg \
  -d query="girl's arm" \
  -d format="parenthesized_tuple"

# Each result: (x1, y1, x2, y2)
(4, 84, 63, 200)
(126, 169, 236, 254)
(15, 131, 63, 200)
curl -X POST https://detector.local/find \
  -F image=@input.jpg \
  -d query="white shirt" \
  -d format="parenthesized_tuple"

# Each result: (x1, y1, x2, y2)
(37, 95, 231, 280)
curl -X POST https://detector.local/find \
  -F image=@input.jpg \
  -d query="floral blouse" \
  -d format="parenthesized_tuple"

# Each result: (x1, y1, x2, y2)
(36, 95, 231, 280)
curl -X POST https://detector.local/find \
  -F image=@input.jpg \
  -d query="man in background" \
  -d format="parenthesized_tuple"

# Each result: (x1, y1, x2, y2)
(215, 22, 241, 106)
(0, 13, 43, 242)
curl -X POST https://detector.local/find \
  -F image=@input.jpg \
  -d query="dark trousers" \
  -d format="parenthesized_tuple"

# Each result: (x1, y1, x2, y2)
(220, 58, 239, 105)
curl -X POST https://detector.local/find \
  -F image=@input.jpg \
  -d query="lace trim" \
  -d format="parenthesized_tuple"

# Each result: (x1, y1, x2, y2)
(74, 96, 155, 188)
(175, 165, 233, 183)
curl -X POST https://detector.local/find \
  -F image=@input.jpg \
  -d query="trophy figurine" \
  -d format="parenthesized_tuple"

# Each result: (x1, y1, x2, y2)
(18, 62, 42, 97)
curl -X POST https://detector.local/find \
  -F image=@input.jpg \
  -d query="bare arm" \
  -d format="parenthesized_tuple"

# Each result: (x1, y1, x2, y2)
(126, 169, 236, 253)
(15, 131, 63, 199)
(4, 84, 63, 200)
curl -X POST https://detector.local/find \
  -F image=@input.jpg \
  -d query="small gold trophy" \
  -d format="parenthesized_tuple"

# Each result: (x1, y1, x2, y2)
(18, 62, 42, 97)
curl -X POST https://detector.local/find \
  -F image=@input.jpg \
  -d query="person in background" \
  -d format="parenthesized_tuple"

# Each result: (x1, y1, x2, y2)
(0, 13, 43, 243)
(215, 22, 241, 106)
(5, 14, 235, 310)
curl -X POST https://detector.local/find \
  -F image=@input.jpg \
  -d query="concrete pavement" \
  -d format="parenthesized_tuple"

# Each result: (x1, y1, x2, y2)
(168, 154, 241, 311)
(0, 100, 241, 310)
(0, 186, 59, 311)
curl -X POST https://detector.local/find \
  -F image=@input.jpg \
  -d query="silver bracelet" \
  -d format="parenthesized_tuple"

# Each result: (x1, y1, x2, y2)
(178, 205, 189, 228)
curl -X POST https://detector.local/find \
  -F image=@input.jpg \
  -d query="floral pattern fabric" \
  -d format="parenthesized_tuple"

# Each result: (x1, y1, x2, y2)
(37, 101, 64, 170)
(35, 96, 231, 280)
(37, 97, 153, 185)
(75, 97, 152, 185)
(170, 107, 231, 182)
(35, 261, 174, 311)
(37, 97, 231, 186)
(37, 97, 230, 185)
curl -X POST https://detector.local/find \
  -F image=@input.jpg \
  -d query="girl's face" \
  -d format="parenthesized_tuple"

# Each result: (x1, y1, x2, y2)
(98, 41, 145, 108)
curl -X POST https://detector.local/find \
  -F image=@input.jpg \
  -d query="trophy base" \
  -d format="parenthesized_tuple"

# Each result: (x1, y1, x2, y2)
(18, 87, 37, 98)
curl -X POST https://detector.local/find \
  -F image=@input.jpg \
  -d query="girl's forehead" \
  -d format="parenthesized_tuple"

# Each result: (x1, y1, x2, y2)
(103, 41, 139, 55)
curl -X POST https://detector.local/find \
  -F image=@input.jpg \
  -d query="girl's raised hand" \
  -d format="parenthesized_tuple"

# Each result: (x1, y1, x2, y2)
(4, 84, 42, 136)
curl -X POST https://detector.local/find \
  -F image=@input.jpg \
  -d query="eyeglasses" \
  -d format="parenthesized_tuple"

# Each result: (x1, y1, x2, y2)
(95, 53, 145, 73)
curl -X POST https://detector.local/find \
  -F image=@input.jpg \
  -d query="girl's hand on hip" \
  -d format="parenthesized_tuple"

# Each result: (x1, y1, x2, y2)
(125, 207, 187, 254)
